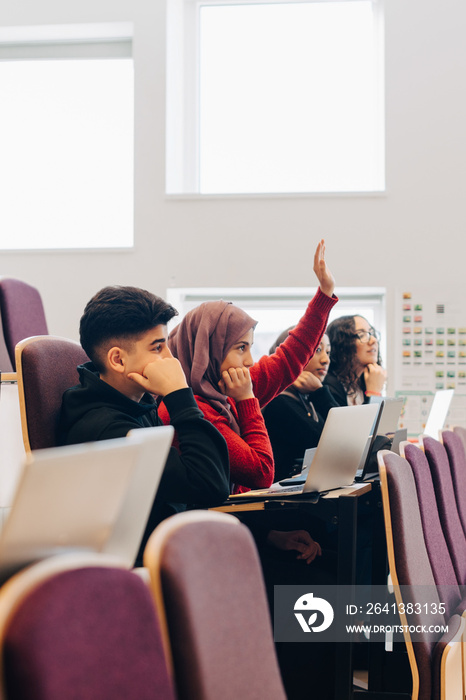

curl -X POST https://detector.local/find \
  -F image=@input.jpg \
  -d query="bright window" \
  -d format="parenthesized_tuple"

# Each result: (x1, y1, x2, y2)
(167, 0, 384, 195)
(0, 26, 133, 250)
(166, 287, 386, 361)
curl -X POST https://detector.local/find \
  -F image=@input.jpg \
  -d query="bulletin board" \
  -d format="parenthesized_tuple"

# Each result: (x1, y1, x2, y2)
(394, 288, 466, 437)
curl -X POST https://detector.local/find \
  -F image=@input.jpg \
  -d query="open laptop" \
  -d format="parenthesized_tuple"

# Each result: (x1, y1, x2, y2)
(0, 425, 173, 581)
(423, 389, 454, 439)
(229, 403, 378, 500)
(354, 397, 404, 481)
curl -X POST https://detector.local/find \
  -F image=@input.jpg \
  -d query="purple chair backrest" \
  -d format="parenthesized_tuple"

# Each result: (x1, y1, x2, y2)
(0, 320, 13, 373)
(441, 430, 466, 540)
(381, 451, 449, 700)
(0, 278, 49, 369)
(422, 436, 466, 586)
(17, 336, 88, 451)
(150, 515, 287, 700)
(4, 566, 175, 700)
(452, 426, 466, 457)
(403, 443, 461, 616)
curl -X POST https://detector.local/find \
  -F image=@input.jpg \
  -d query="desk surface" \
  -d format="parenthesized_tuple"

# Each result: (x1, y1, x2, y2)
(212, 481, 372, 513)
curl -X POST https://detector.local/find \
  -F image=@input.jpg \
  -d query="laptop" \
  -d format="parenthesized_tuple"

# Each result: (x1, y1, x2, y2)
(0, 426, 173, 581)
(423, 389, 454, 439)
(354, 397, 404, 481)
(229, 403, 379, 499)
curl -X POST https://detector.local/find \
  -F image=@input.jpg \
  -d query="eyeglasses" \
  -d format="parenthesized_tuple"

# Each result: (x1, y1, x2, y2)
(353, 329, 380, 343)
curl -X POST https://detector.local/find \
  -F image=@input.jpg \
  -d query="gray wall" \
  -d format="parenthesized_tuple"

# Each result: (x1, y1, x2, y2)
(1, 0, 465, 394)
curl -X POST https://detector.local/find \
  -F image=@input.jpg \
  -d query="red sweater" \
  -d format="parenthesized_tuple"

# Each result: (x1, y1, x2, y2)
(158, 288, 337, 493)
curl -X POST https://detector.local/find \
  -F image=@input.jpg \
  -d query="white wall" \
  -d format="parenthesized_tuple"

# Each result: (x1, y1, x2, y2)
(1, 0, 465, 394)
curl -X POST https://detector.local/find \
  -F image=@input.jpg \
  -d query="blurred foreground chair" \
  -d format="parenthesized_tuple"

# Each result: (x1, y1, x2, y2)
(378, 450, 464, 700)
(0, 553, 176, 700)
(15, 336, 88, 452)
(144, 510, 287, 700)
(0, 278, 48, 370)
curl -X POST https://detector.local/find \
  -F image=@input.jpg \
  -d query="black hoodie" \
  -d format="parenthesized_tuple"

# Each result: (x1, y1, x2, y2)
(58, 362, 230, 563)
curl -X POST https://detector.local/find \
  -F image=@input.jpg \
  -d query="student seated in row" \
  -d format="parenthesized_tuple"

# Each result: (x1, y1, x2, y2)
(262, 329, 339, 481)
(57, 286, 230, 564)
(324, 314, 387, 405)
(159, 240, 337, 494)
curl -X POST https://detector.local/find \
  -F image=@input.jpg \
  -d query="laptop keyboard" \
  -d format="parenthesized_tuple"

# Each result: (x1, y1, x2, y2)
(274, 484, 303, 493)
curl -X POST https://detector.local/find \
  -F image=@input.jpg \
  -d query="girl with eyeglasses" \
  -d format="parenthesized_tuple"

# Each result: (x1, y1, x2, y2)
(324, 314, 387, 406)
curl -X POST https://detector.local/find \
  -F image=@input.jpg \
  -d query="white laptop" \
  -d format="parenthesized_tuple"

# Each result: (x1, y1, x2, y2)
(229, 403, 378, 499)
(423, 389, 454, 439)
(0, 426, 173, 581)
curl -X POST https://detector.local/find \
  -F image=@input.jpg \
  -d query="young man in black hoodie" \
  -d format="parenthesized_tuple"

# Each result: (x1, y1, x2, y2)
(58, 285, 230, 563)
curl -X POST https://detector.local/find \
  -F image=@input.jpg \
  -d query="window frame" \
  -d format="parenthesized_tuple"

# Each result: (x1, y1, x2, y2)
(166, 286, 387, 363)
(0, 22, 134, 252)
(166, 0, 385, 196)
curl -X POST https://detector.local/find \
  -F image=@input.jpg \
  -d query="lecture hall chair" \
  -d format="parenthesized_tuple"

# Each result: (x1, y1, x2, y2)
(420, 435, 466, 587)
(401, 440, 466, 687)
(0, 552, 176, 700)
(15, 335, 88, 452)
(0, 320, 13, 373)
(0, 278, 48, 370)
(144, 510, 287, 700)
(441, 428, 466, 540)
(378, 449, 464, 700)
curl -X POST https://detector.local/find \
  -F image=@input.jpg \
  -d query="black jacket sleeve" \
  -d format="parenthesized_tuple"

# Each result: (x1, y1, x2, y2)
(310, 386, 341, 419)
(263, 392, 325, 481)
(323, 373, 349, 407)
(155, 388, 230, 506)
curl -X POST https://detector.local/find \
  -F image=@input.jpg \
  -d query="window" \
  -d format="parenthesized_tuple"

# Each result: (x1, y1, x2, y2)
(166, 287, 386, 361)
(0, 24, 134, 250)
(167, 0, 384, 195)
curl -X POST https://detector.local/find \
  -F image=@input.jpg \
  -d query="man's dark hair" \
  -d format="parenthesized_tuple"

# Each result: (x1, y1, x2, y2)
(80, 286, 178, 371)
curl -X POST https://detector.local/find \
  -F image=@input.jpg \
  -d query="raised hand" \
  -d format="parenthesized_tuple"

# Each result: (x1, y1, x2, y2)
(218, 367, 254, 402)
(128, 357, 188, 397)
(313, 239, 335, 298)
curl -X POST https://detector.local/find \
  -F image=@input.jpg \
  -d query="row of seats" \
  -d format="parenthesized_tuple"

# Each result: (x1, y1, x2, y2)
(378, 427, 466, 700)
(0, 509, 286, 700)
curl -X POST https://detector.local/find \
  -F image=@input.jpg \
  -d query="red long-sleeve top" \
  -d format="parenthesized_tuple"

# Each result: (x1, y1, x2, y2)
(158, 288, 337, 493)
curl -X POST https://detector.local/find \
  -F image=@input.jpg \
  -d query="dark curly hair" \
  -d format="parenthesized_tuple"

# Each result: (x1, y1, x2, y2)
(326, 315, 382, 395)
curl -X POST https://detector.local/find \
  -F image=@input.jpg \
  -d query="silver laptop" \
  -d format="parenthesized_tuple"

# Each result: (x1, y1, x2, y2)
(229, 403, 378, 499)
(423, 389, 454, 439)
(355, 397, 404, 480)
(0, 426, 173, 580)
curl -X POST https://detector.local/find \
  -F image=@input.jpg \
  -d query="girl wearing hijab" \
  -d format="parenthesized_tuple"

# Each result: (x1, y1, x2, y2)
(157, 240, 337, 494)
(324, 314, 386, 406)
